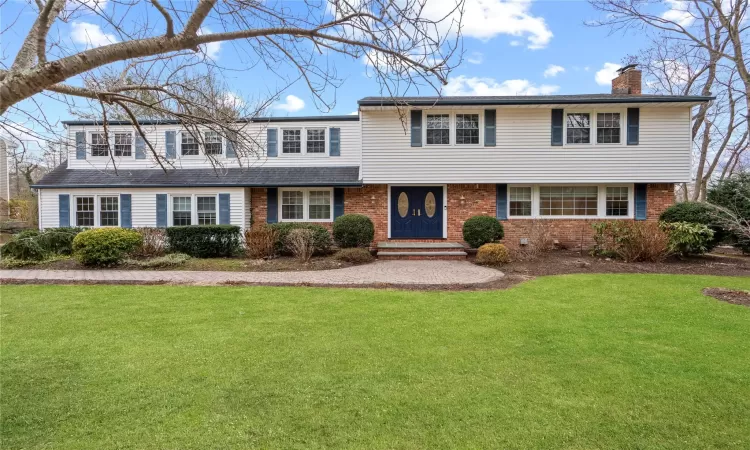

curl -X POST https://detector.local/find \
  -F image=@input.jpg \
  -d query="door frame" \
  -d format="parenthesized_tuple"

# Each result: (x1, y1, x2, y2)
(387, 184, 447, 239)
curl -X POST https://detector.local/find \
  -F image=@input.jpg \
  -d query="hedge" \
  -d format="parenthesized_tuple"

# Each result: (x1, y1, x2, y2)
(165, 225, 242, 258)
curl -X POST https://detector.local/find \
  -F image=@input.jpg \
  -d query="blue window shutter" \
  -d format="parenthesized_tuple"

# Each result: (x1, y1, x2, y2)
(225, 138, 236, 158)
(266, 188, 278, 223)
(627, 108, 640, 145)
(75, 132, 86, 159)
(551, 109, 564, 146)
(333, 188, 345, 219)
(59, 194, 70, 227)
(120, 194, 132, 228)
(267, 128, 278, 157)
(156, 194, 168, 227)
(496, 184, 508, 220)
(329, 128, 341, 156)
(634, 184, 647, 220)
(219, 193, 231, 224)
(410, 110, 422, 147)
(484, 110, 496, 146)
(165, 131, 176, 159)
(135, 135, 146, 159)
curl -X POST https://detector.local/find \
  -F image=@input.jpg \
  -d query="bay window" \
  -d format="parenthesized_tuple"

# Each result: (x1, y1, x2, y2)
(280, 188, 333, 222)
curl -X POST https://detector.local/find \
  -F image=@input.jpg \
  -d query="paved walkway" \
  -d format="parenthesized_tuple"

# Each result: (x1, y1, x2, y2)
(0, 261, 503, 287)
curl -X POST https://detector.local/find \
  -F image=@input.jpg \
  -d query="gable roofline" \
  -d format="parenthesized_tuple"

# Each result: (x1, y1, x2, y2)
(357, 94, 714, 107)
(61, 115, 360, 126)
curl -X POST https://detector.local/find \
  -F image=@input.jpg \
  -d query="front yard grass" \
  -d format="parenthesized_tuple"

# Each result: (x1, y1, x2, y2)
(2, 274, 750, 449)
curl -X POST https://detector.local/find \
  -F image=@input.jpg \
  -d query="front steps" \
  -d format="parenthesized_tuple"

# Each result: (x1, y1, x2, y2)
(376, 242, 468, 260)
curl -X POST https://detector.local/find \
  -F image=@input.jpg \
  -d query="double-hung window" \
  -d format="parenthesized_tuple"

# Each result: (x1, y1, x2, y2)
(172, 196, 192, 225)
(426, 114, 450, 145)
(204, 131, 222, 155)
(566, 113, 591, 144)
(113, 132, 133, 157)
(74, 195, 119, 227)
(76, 197, 95, 226)
(280, 189, 332, 221)
(540, 186, 598, 216)
(197, 196, 217, 224)
(181, 133, 200, 156)
(90, 133, 110, 157)
(509, 187, 532, 217)
(306, 129, 326, 153)
(596, 113, 621, 144)
(455, 114, 479, 144)
(282, 129, 301, 154)
(99, 196, 119, 226)
(606, 187, 629, 216)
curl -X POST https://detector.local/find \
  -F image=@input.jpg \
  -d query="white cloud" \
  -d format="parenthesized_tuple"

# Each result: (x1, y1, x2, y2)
(70, 21, 118, 48)
(273, 95, 305, 113)
(662, 0, 695, 27)
(443, 75, 559, 96)
(595, 62, 621, 86)
(509, 40, 522, 47)
(467, 52, 483, 65)
(424, 0, 553, 49)
(543, 64, 565, 78)
(197, 27, 221, 59)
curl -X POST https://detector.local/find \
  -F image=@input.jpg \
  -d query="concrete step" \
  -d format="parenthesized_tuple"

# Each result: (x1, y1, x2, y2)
(377, 242, 466, 253)
(376, 250, 467, 261)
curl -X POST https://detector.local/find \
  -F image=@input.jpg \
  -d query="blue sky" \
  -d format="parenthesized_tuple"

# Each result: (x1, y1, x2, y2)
(1, 0, 682, 148)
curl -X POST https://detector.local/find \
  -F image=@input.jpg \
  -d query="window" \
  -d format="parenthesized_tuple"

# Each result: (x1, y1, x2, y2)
(455, 114, 479, 144)
(597, 113, 621, 144)
(606, 187, 629, 216)
(306, 128, 326, 153)
(509, 187, 532, 216)
(90, 133, 109, 157)
(281, 190, 304, 220)
(308, 190, 331, 220)
(76, 197, 95, 226)
(197, 196, 217, 225)
(172, 196, 192, 226)
(99, 196, 119, 226)
(540, 186, 598, 216)
(426, 114, 450, 145)
(204, 131, 222, 155)
(282, 129, 301, 154)
(113, 133, 133, 157)
(181, 133, 199, 156)
(566, 113, 591, 144)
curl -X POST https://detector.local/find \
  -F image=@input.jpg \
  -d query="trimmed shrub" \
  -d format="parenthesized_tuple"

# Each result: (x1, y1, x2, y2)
(285, 229, 315, 262)
(332, 214, 375, 248)
(73, 228, 143, 266)
(245, 226, 278, 259)
(659, 202, 724, 247)
(476, 243, 511, 266)
(134, 227, 167, 257)
(166, 225, 242, 258)
(592, 221, 669, 262)
(334, 248, 374, 264)
(462, 216, 504, 248)
(269, 223, 332, 255)
(125, 253, 190, 268)
(662, 222, 715, 256)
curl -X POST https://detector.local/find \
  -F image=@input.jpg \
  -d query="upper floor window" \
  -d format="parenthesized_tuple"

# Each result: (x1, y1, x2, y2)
(204, 131, 223, 155)
(426, 114, 450, 145)
(181, 133, 199, 156)
(113, 132, 132, 157)
(90, 133, 109, 157)
(566, 113, 590, 144)
(597, 113, 621, 144)
(455, 114, 479, 144)
(306, 128, 326, 153)
(282, 129, 302, 154)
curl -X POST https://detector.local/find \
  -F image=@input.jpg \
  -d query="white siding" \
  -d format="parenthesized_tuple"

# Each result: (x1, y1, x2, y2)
(38, 187, 245, 229)
(361, 106, 692, 183)
(66, 119, 361, 170)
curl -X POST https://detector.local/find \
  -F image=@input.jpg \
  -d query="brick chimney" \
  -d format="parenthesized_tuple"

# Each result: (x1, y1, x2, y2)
(611, 64, 641, 95)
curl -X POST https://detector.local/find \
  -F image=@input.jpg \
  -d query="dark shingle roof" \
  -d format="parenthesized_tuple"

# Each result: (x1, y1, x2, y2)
(61, 115, 359, 126)
(357, 94, 714, 106)
(33, 164, 361, 188)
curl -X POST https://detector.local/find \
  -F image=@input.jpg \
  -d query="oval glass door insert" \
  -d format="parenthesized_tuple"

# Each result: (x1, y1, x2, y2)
(397, 192, 409, 218)
(424, 192, 436, 217)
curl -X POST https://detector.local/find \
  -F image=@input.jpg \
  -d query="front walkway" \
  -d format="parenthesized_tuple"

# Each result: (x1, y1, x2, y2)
(0, 261, 503, 287)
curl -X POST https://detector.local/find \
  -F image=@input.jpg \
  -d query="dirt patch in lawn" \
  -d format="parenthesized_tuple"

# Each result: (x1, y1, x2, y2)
(703, 288, 750, 307)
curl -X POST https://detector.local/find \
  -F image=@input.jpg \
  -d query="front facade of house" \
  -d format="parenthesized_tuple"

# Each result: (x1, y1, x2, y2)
(34, 68, 710, 250)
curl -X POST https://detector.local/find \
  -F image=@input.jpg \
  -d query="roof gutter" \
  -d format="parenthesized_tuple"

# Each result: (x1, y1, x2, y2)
(357, 96, 715, 106)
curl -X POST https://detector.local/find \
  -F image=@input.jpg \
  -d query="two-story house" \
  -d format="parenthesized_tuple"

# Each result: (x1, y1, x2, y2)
(34, 66, 712, 257)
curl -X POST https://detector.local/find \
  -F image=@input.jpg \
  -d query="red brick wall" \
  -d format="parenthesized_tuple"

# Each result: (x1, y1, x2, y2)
(343, 185, 389, 242)
(446, 184, 496, 241)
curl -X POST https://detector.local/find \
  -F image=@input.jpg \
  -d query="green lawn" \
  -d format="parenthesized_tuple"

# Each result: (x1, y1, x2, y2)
(2, 275, 750, 449)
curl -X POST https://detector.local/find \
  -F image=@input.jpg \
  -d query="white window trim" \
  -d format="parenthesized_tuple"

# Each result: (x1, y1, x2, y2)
(87, 130, 136, 160)
(71, 194, 121, 227)
(168, 193, 219, 226)
(279, 127, 330, 156)
(178, 130, 225, 159)
(563, 109, 626, 147)
(507, 184, 634, 219)
(278, 187, 334, 222)
(423, 111, 483, 147)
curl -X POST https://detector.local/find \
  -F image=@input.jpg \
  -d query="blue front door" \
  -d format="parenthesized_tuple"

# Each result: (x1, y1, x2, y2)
(391, 186, 443, 238)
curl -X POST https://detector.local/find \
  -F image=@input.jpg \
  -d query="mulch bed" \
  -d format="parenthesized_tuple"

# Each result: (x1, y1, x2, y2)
(703, 288, 750, 307)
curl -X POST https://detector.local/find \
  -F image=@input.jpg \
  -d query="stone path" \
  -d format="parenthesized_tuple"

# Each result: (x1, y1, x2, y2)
(0, 261, 503, 287)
